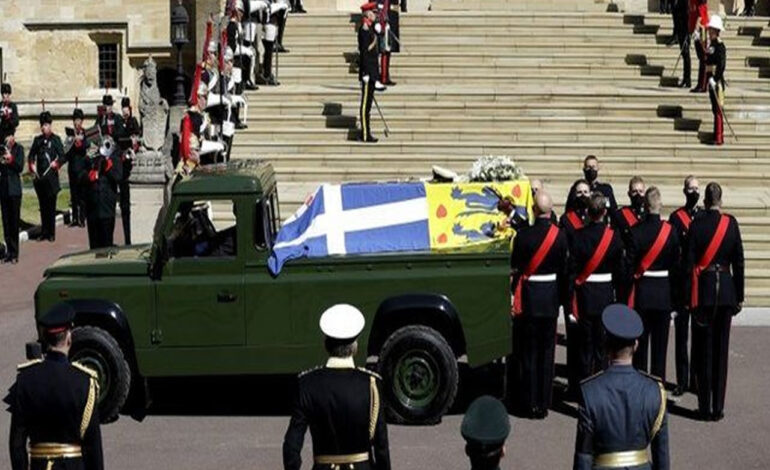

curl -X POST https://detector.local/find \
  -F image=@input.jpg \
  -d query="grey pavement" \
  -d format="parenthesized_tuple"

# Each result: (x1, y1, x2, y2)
(1, 225, 770, 469)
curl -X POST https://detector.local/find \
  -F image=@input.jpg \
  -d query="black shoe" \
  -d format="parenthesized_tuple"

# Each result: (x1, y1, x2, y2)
(276, 44, 289, 53)
(245, 81, 259, 91)
(678, 80, 691, 88)
(711, 411, 725, 422)
(672, 385, 686, 396)
(236, 123, 248, 130)
(690, 87, 705, 93)
(263, 74, 280, 86)
(296, 6, 307, 13)
(384, 80, 397, 86)
(361, 135, 378, 143)
(666, 36, 678, 47)
(48, 236, 56, 242)
(10, 258, 18, 264)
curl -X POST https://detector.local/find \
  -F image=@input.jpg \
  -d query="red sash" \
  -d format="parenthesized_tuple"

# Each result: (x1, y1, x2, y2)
(565, 211, 584, 230)
(628, 222, 672, 308)
(675, 208, 692, 231)
(690, 214, 730, 309)
(512, 224, 559, 316)
(620, 207, 640, 227)
(571, 227, 614, 319)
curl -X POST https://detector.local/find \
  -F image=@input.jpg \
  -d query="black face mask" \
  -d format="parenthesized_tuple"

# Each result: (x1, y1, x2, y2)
(685, 191, 699, 209)
(583, 168, 598, 183)
(575, 195, 589, 209)
(631, 194, 644, 209)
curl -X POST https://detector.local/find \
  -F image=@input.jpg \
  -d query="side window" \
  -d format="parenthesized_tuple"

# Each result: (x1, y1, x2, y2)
(254, 191, 279, 250)
(167, 200, 237, 258)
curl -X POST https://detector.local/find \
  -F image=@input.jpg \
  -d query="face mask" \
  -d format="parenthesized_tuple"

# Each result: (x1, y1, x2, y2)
(575, 195, 589, 209)
(631, 194, 644, 209)
(583, 168, 598, 183)
(686, 191, 699, 209)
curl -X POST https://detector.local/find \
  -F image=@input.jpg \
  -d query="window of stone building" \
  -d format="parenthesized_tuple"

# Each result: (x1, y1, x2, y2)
(98, 43, 120, 89)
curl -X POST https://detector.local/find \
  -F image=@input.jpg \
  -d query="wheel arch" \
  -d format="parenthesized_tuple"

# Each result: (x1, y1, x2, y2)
(367, 294, 466, 358)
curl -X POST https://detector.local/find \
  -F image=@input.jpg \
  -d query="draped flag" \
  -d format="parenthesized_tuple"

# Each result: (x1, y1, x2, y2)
(268, 180, 532, 275)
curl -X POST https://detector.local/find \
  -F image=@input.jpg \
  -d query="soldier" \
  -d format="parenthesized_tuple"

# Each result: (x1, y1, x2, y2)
(686, 182, 743, 421)
(626, 187, 679, 381)
(358, 2, 380, 143)
(119, 97, 139, 245)
(1, 82, 20, 143)
(29, 111, 65, 242)
(509, 191, 568, 418)
(229, 2, 259, 92)
(613, 176, 646, 245)
(66, 108, 88, 227)
(568, 192, 625, 383)
(579, 155, 617, 213)
(1, 133, 24, 263)
(668, 175, 700, 396)
(672, 0, 691, 87)
(705, 15, 727, 146)
(95, 94, 125, 140)
(376, 0, 400, 86)
(460, 396, 511, 470)
(689, 0, 710, 93)
(4, 303, 104, 470)
(81, 137, 122, 249)
(740, 0, 755, 16)
(573, 304, 669, 470)
(283, 304, 391, 470)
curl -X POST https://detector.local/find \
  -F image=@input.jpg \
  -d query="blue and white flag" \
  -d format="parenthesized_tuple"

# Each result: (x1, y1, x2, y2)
(268, 182, 430, 275)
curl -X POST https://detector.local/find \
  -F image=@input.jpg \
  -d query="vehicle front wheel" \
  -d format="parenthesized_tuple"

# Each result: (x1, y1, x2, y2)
(70, 326, 131, 424)
(378, 325, 459, 425)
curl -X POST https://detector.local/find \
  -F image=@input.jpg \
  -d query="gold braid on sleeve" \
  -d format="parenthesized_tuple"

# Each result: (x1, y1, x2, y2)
(369, 376, 380, 441)
(80, 377, 98, 439)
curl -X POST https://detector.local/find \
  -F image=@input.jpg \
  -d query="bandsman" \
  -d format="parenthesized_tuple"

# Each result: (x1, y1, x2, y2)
(625, 186, 679, 381)
(509, 191, 568, 418)
(358, 2, 380, 143)
(95, 94, 125, 140)
(668, 175, 701, 396)
(119, 97, 139, 245)
(686, 182, 744, 421)
(4, 303, 104, 470)
(1, 132, 24, 263)
(283, 304, 391, 470)
(81, 137, 122, 249)
(0, 82, 20, 143)
(573, 304, 669, 470)
(29, 111, 65, 242)
(66, 107, 88, 228)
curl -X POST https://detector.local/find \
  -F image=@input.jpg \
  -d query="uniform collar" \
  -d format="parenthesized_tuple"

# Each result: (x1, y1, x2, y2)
(45, 350, 69, 363)
(606, 363, 635, 373)
(326, 356, 356, 369)
(534, 217, 551, 226)
(646, 213, 661, 222)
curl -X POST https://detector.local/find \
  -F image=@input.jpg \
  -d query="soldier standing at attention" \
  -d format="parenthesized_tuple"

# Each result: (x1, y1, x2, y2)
(573, 304, 669, 470)
(358, 2, 380, 143)
(29, 111, 65, 242)
(626, 187, 679, 381)
(283, 304, 391, 470)
(66, 108, 88, 227)
(1, 132, 24, 263)
(509, 191, 568, 418)
(613, 176, 647, 245)
(686, 182, 743, 421)
(577, 155, 617, 214)
(704, 15, 727, 146)
(461, 396, 511, 470)
(668, 175, 700, 396)
(0, 82, 20, 143)
(4, 303, 104, 470)
(119, 97, 139, 245)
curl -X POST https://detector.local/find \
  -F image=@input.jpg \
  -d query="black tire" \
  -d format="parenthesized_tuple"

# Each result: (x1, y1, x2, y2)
(378, 325, 459, 425)
(70, 326, 131, 424)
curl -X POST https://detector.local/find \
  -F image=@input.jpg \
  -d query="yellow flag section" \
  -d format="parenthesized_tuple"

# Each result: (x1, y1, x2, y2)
(425, 180, 533, 250)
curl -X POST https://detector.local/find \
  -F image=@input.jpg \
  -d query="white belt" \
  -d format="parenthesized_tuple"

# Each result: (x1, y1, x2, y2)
(527, 273, 557, 282)
(586, 273, 612, 283)
(642, 270, 668, 278)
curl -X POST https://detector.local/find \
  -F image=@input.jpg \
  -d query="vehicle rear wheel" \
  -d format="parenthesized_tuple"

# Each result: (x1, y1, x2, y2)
(70, 326, 131, 424)
(378, 325, 459, 425)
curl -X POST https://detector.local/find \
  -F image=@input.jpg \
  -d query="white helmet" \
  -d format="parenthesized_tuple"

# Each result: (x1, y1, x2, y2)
(707, 15, 724, 32)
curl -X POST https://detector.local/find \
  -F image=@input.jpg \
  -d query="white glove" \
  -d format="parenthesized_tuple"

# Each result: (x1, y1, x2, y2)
(708, 76, 717, 89)
(671, 311, 678, 320)
(568, 314, 578, 324)
(362, 75, 370, 84)
(374, 22, 382, 34)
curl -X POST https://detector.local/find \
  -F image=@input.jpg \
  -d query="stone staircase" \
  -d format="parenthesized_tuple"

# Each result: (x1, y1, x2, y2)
(230, 1, 770, 305)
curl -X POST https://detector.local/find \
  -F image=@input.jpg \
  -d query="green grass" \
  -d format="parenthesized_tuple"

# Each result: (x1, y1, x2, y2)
(0, 185, 71, 242)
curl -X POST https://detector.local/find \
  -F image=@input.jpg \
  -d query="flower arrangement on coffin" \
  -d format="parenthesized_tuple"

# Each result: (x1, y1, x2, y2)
(468, 155, 526, 182)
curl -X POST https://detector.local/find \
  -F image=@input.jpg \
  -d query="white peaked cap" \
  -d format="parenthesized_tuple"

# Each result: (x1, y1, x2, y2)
(708, 15, 724, 31)
(320, 304, 365, 340)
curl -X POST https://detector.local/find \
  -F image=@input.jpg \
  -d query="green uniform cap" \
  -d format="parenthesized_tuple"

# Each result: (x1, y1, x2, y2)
(461, 395, 511, 447)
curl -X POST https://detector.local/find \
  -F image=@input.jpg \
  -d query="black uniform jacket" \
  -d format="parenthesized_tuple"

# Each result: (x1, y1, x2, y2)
(1, 143, 24, 198)
(706, 41, 727, 84)
(685, 209, 744, 309)
(612, 204, 645, 245)
(560, 208, 587, 244)
(625, 215, 680, 312)
(4, 351, 103, 470)
(510, 218, 569, 317)
(29, 133, 65, 193)
(80, 152, 122, 219)
(591, 181, 618, 212)
(358, 22, 380, 82)
(66, 128, 89, 181)
(573, 364, 669, 470)
(568, 221, 625, 317)
(283, 358, 391, 470)
(95, 112, 125, 140)
(668, 206, 700, 310)
(0, 101, 20, 140)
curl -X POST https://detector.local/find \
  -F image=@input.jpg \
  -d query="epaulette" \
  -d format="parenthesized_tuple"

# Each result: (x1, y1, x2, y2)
(580, 370, 604, 385)
(298, 366, 323, 378)
(357, 367, 382, 380)
(71, 362, 99, 380)
(17, 359, 43, 371)
(639, 370, 663, 383)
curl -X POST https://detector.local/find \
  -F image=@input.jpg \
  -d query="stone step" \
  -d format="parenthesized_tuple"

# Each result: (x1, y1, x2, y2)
(431, 0, 610, 11)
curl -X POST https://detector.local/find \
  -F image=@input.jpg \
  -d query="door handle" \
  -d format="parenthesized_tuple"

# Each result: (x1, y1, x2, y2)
(217, 292, 238, 303)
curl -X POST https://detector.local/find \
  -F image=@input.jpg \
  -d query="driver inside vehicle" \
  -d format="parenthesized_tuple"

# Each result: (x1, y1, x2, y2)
(168, 201, 237, 258)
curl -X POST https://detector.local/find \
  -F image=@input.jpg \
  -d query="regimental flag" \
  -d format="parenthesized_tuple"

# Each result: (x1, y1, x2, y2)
(267, 180, 532, 275)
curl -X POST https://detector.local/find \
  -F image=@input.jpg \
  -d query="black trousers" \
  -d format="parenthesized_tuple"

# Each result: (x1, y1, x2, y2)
(359, 80, 375, 139)
(692, 306, 733, 417)
(87, 214, 115, 249)
(31, 457, 84, 470)
(515, 316, 557, 414)
(674, 309, 690, 389)
(633, 309, 671, 381)
(1, 196, 21, 259)
(69, 177, 86, 226)
(563, 310, 582, 394)
(118, 180, 131, 245)
(33, 181, 58, 239)
(694, 38, 706, 90)
(577, 315, 607, 382)
(677, 33, 691, 84)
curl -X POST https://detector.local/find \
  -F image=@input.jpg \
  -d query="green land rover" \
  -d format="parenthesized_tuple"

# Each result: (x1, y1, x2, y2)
(32, 160, 512, 425)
